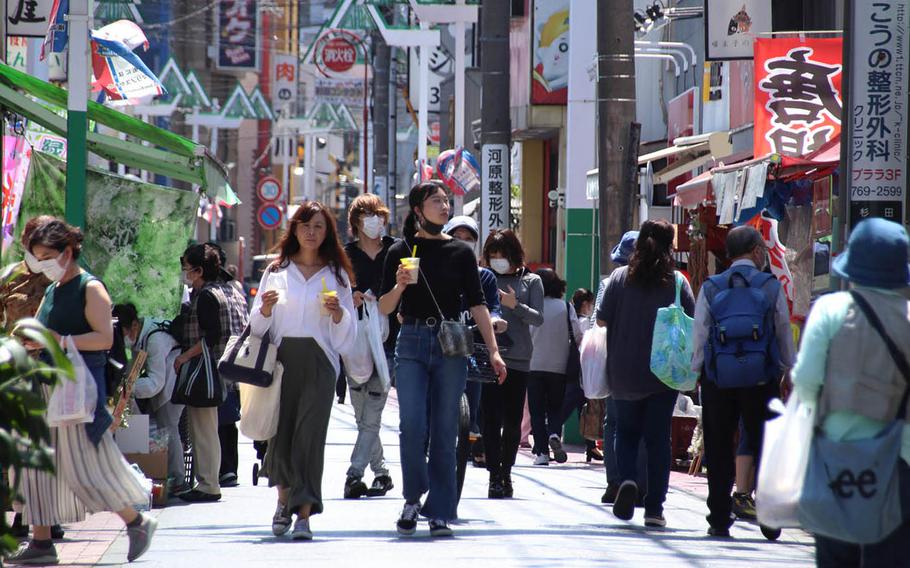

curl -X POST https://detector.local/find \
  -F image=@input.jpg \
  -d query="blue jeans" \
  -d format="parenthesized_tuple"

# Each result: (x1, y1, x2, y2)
(613, 390, 677, 516)
(395, 323, 467, 521)
(605, 397, 649, 491)
(465, 380, 482, 434)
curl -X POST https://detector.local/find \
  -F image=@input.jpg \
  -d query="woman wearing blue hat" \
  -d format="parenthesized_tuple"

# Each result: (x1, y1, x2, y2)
(791, 217, 910, 566)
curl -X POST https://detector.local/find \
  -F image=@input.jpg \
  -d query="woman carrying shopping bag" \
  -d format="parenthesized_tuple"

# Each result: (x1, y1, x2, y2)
(791, 218, 910, 566)
(250, 201, 358, 541)
(596, 219, 695, 529)
(6, 218, 156, 566)
(380, 180, 506, 537)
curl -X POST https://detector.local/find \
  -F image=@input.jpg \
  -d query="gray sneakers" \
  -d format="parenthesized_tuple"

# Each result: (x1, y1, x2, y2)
(272, 501, 292, 536)
(291, 518, 313, 541)
(126, 514, 158, 563)
(4, 541, 59, 565)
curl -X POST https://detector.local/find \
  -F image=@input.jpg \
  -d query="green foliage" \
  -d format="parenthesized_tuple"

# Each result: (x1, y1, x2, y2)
(0, 316, 72, 555)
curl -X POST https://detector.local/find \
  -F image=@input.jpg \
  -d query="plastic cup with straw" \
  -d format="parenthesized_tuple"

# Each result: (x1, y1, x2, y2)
(319, 277, 338, 316)
(400, 245, 420, 285)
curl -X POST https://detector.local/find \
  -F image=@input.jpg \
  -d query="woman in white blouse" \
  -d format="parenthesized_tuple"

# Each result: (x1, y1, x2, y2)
(249, 201, 357, 541)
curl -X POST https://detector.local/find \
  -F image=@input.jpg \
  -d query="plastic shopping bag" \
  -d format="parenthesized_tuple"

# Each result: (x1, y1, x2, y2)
(755, 394, 815, 528)
(239, 362, 283, 441)
(47, 336, 98, 426)
(342, 316, 374, 384)
(649, 272, 698, 391)
(580, 326, 609, 399)
(365, 299, 391, 392)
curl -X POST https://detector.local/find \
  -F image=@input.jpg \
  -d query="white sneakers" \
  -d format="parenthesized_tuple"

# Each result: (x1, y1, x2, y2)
(533, 453, 550, 466)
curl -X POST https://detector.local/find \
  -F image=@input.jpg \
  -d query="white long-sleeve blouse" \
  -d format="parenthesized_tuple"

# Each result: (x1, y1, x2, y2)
(249, 262, 357, 375)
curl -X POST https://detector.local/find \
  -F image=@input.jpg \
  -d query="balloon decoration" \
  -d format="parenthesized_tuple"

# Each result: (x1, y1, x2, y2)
(436, 147, 480, 196)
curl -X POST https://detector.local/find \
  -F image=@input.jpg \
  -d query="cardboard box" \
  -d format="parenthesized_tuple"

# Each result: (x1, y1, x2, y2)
(124, 450, 168, 480)
(114, 414, 150, 454)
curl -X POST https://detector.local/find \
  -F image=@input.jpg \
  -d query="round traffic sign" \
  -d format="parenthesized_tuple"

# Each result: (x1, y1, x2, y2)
(257, 203, 283, 230)
(257, 176, 282, 202)
(322, 37, 356, 73)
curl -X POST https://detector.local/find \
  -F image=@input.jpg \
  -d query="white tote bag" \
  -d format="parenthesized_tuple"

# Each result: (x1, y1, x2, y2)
(364, 299, 391, 392)
(47, 336, 98, 427)
(755, 394, 815, 528)
(579, 326, 609, 399)
(239, 362, 283, 441)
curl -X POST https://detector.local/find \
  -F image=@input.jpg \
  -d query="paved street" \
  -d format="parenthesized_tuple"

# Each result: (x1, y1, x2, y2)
(31, 392, 815, 567)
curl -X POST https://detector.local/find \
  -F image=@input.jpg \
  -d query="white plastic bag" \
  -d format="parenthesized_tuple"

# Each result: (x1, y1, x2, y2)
(579, 326, 609, 399)
(239, 362, 283, 440)
(755, 394, 815, 528)
(364, 299, 391, 392)
(47, 336, 98, 426)
(342, 316, 375, 384)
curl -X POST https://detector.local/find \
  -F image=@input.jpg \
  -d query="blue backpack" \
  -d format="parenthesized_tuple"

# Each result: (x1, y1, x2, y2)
(704, 267, 782, 388)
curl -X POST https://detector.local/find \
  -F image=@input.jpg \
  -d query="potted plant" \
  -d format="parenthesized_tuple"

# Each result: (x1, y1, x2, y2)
(0, 317, 72, 557)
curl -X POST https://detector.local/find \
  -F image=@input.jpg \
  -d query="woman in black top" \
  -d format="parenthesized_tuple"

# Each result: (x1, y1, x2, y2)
(175, 244, 249, 503)
(342, 193, 398, 499)
(380, 181, 506, 538)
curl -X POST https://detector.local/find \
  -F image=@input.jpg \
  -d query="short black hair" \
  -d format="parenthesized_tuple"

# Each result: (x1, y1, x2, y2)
(181, 244, 222, 282)
(726, 226, 764, 259)
(572, 288, 594, 313)
(112, 303, 139, 328)
(536, 268, 567, 299)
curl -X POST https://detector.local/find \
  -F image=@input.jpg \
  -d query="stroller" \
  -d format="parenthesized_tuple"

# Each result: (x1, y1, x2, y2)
(252, 440, 268, 486)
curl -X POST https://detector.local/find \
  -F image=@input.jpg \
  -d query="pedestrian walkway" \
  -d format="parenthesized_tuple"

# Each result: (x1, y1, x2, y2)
(18, 391, 814, 567)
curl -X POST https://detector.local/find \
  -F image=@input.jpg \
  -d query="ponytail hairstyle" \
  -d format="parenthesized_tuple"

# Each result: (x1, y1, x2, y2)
(627, 219, 675, 288)
(403, 180, 449, 240)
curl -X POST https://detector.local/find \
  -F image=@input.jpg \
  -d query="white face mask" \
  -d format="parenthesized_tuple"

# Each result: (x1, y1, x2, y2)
(490, 258, 512, 275)
(24, 251, 41, 274)
(123, 334, 135, 350)
(360, 215, 384, 240)
(33, 253, 68, 282)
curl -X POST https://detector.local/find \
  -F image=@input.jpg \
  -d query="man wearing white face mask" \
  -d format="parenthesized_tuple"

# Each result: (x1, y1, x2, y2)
(112, 303, 187, 494)
(341, 194, 400, 499)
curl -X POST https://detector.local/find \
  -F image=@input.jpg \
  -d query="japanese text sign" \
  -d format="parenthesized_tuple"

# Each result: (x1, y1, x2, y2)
(272, 53, 297, 112)
(705, 0, 772, 60)
(846, 0, 908, 226)
(6, 0, 53, 37)
(481, 144, 510, 244)
(217, 0, 259, 70)
(754, 37, 843, 158)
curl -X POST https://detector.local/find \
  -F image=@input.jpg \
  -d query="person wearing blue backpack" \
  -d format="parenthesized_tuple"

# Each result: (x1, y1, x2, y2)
(691, 226, 796, 537)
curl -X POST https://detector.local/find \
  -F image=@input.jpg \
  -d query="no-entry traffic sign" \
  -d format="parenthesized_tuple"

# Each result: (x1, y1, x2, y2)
(258, 203, 283, 230)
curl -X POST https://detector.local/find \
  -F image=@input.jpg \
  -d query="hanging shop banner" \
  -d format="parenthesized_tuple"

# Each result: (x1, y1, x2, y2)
(845, 0, 908, 226)
(91, 20, 166, 101)
(705, 0, 772, 61)
(314, 78, 363, 107)
(1, 136, 32, 252)
(666, 87, 699, 197)
(216, 0, 259, 70)
(40, 0, 67, 59)
(531, 0, 569, 105)
(408, 44, 451, 113)
(481, 144, 509, 245)
(271, 53, 298, 113)
(17, 152, 198, 318)
(7, 0, 54, 37)
(754, 37, 843, 158)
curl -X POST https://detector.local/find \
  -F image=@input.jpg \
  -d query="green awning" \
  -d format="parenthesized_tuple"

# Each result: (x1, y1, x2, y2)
(0, 62, 238, 204)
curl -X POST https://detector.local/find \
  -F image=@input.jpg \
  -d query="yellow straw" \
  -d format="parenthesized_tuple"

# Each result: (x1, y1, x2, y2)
(321, 277, 328, 293)
(412, 245, 417, 257)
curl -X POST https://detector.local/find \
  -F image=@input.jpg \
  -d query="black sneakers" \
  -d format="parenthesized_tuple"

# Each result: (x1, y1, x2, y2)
(502, 472, 514, 498)
(366, 475, 394, 497)
(601, 483, 620, 504)
(396, 502, 421, 536)
(344, 476, 369, 499)
(488, 474, 506, 499)
(612, 480, 638, 521)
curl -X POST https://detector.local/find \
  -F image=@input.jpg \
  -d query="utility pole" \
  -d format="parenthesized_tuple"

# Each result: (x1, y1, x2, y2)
(66, 0, 91, 229)
(389, 50, 399, 233)
(596, 0, 637, 272)
(479, 0, 510, 245)
(373, 32, 390, 205)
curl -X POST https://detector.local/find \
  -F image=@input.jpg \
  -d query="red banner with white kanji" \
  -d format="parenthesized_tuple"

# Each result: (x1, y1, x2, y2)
(754, 37, 843, 158)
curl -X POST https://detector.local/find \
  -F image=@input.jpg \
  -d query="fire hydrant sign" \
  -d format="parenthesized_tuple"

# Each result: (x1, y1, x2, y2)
(321, 37, 356, 74)
(845, 0, 908, 226)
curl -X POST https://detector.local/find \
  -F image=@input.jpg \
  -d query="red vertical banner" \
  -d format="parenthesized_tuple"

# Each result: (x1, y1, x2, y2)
(753, 37, 843, 158)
